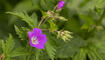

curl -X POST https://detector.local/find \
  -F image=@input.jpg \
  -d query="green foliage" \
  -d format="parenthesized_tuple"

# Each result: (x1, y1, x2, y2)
(0, 0, 105, 60)
(40, 0, 57, 10)
(45, 36, 56, 60)
(14, 0, 39, 11)
(1, 34, 29, 60)
(79, 13, 95, 31)
(68, 0, 105, 12)
(73, 48, 87, 60)
(56, 36, 87, 58)
(14, 25, 27, 40)
(7, 11, 37, 29)
(48, 19, 58, 31)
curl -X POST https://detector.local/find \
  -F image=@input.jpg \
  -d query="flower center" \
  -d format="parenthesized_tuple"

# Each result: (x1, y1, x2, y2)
(31, 36, 39, 45)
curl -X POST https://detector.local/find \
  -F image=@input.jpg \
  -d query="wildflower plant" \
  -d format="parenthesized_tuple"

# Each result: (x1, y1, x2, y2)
(3, 0, 72, 60)
(1, 0, 105, 60)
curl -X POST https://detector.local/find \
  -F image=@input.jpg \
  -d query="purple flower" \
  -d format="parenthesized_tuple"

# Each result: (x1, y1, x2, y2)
(28, 28, 47, 49)
(57, 0, 65, 10)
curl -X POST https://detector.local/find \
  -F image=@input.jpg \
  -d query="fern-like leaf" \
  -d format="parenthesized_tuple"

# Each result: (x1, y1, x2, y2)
(6, 34, 15, 54)
(45, 39, 56, 60)
(14, 25, 27, 40)
(7, 11, 37, 29)
(73, 48, 87, 60)
(1, 34, 30, 60)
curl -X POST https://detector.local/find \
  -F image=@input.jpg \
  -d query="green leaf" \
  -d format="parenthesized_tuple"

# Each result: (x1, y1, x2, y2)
(45, 37, 56, 60)
(73, 48, 87, 60)
(7, 11, 37, 29)
(64, 18, 81, 33)
(9, 48, 30, 57)
(14, 25, 27, 40)
(79, 14, 94, 25)
(31, 13, 38, 27)
(40, 0, 47, 10)
(40, 0, 57, 10)
(6, 34, 15, 54)
(14, 0, 38, 11)
(87, 46, 103, 60)
(1, 40, 6, 55)
(48, 18, 58, 31)
(56, 36, 87, 58)
(1, 34, 29, 60)
(1, 34, 15, 59)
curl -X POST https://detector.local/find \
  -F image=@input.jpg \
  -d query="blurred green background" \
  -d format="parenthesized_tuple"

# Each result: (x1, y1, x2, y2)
(0, 0, 105, 60)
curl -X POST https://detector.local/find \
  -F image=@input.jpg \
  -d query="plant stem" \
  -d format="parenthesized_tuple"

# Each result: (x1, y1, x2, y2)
(42, 17, 50, 25)
(35, 49, 40, 60)
(38, 18, 45, 28)
(38, 17, 50, 28)
(36, 55, 39, 60)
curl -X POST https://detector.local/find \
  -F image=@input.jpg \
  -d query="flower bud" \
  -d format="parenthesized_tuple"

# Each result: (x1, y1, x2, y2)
(57, 0, 65, 10)
(46, 11, 68, 21)
(57, 30, 73, 41)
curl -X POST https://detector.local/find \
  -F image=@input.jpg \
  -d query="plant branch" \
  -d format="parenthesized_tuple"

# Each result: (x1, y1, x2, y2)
(38, 18, 45, 28)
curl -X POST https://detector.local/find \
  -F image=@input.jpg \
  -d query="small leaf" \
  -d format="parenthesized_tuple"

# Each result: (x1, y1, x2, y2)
(1, 40, 6, 55)
(6, 34, 15, 54)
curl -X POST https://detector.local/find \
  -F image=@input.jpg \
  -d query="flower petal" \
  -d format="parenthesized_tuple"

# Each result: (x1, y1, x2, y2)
(35, 44, 45, 49)
(41, 34, 47, 44)
(30, 41, 45, 49)
(57, 1, 65, 10)
(37, 34, 47, 44)
(28, 31, 33, 40)
(33, 28, 42, 34)
(28, 28, 47, 49)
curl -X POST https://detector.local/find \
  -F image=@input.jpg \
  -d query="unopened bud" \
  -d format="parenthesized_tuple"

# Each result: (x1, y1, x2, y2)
(57, 30, 73, 41)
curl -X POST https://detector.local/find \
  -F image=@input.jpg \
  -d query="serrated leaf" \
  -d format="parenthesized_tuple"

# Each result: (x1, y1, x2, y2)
(1, 34, 30, 60)
(6, 34, 15, 54)
(73, 48, 87, 60)
(1, 40, 6, 55)
(9, 48, 30, 57)
(14, 25, 27, 40)
(56, 36, 87, 58)
(1, 34, 15, 59)
(7, 11, 37, 29)
(89, 46, 103, 60)
(45, 38, 56, 60)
